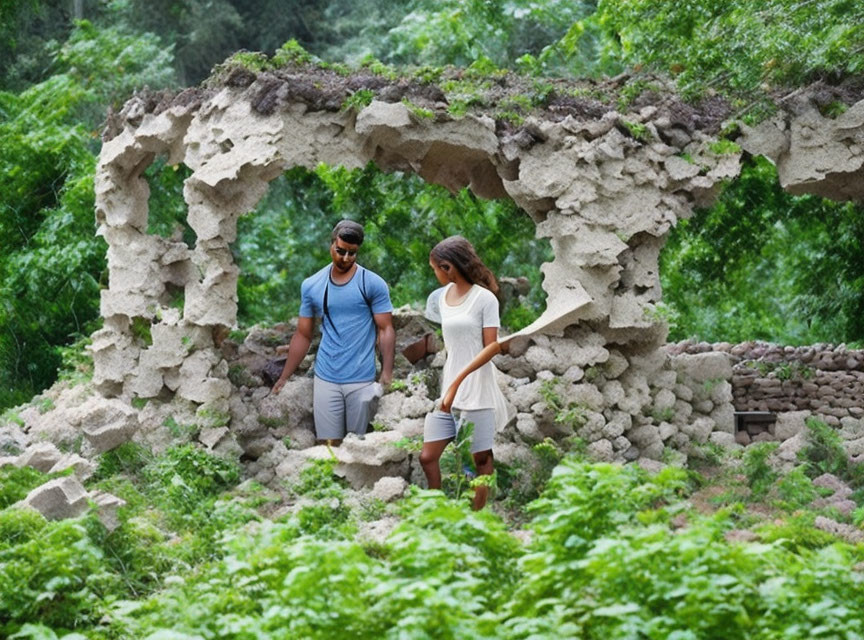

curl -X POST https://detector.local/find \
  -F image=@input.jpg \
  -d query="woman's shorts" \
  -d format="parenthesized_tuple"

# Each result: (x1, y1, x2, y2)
(423, 408, 495, 454)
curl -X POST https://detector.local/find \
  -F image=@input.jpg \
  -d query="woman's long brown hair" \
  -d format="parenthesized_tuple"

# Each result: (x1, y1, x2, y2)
(430, 235, 500, 299)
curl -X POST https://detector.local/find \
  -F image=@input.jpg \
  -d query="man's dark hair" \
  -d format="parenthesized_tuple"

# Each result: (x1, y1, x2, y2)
(331, 220, 364, 245)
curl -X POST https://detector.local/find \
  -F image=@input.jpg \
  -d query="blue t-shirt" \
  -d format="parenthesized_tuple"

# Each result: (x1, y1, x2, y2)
(300, 264, 393, 384)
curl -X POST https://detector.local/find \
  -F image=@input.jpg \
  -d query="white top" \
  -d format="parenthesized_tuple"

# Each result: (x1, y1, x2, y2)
(436, 284, 506, 414)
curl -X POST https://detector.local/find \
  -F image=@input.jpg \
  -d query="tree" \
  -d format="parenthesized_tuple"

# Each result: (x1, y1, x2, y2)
(0, 21, 176, 409)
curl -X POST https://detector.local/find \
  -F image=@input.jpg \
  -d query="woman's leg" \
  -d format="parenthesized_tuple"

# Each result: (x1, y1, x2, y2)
(419, 438, 452, 489)
(471, 449, 494, 510)
(462, 408, 496, 510)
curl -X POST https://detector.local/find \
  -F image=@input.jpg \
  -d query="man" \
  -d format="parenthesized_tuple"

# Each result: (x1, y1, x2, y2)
(272, 220, 395, 446)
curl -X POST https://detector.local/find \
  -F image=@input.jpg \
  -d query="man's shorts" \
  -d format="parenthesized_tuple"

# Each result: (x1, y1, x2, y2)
(423, 408, 495, 454)
(313, 377, 383, 440)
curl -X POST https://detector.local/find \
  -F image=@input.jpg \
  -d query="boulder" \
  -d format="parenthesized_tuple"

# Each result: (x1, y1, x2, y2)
(370, 476, 408, 503)
(773, 411, 810, 441)
(17, 442, 63, 472)
(22, 477, 89, 520)
(69, 395, 138, 453)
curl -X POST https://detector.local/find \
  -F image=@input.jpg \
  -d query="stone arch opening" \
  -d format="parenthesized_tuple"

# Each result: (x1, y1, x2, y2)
(230, 163, 551, 327)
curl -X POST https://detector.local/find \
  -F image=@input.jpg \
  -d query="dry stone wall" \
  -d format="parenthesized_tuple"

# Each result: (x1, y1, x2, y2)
(668, 341, 864, 424)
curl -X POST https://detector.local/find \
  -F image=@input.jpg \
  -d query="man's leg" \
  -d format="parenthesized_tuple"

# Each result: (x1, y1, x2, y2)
(344, 381, 382, 437)
(313, 376, 346, 446)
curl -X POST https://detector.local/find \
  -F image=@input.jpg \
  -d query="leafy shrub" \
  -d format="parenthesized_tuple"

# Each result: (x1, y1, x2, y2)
(90, 442, 153, 483)
(286, 458, 353, 538)
(774, 465, 819, 509)
(290, 457, 346, 500)
(112, 523, 378, 639)
(741, 441, 779, 500)
(140, 444, 240, 515)
(0, 512, 117, 632)
(799, 417, 848, 479)
(112, 491, 520, 639)
(504, 460, 691, 626)
(508, 513, 864, 638)
(439, 420, 476, 500)
(370, 491, 521, 637)
(0, 465, 48, 509)
(757, 512, 841, 552)
(497, 438, 567, 509)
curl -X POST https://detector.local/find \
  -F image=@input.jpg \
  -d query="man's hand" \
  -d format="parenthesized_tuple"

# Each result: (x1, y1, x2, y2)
(272, 378, 287, 394)
(378, 371, 392, 391)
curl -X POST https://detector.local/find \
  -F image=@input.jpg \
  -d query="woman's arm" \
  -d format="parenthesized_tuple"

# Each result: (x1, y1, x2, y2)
(482, 326, 498, 347)
(440, 325, 501, 413)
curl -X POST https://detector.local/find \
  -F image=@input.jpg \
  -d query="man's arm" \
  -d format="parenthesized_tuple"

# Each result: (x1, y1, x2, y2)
(374, 312, 395, 387)
(272, 316, 315, 394)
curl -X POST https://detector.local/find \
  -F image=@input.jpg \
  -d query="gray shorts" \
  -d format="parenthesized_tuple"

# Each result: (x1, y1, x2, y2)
(313, 377, 383, 440)
(423, 408, 495, 454)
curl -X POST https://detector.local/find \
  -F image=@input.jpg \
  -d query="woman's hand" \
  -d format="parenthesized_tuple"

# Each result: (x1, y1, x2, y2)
(440, 382, 458, 413)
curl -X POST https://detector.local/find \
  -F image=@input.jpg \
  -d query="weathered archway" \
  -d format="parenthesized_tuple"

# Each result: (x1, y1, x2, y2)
(89, 63, 864, 462)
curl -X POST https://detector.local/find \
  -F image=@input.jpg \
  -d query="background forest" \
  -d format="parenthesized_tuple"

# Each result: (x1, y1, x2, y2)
(1, 0, 863, 409)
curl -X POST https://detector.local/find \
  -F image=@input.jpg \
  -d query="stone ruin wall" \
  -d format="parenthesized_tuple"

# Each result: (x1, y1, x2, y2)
(6, 73, 864, 494)
(668, 341, 864, 423)
(88, 72, 748, 467)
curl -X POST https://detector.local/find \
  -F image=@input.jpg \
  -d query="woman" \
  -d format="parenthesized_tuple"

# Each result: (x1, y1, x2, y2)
(420, 235, 507, 510)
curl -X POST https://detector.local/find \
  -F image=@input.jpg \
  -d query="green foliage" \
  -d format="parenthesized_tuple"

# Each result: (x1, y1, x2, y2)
(0, 512, 117, 632)
(388, 378, 408, 391)
(741, 441, 779, 500)
(497, 438, 569, 509)
(662, 156, 864, 344)
(539, 378, 588, 430)
(708, 139, 742, 156)
(0, 20, 178, 410)
(0, 465, 48, 509)
(90, 441, 153, 483)
(619, 119, 649, 141)
(341, 88, 374, 111)
(567, 0, 864, 103)
(400, 96, 434, 119)
(799, 417, 852, 479)
(110, 490, 520, 639)
(756, 511, 840, 552)
(56, 333, 93, 384)
(383, 0, 593, 72)
(774, 466, 820, 510)
(139, 444, 241, 517)
(745, 359, 815, 380)
(439, 420, 476, 500)
(55, 19, 175, 111)
(291, 457, 346, 500)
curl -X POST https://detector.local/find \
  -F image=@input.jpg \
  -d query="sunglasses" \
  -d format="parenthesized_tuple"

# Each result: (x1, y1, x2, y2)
(334, 246, 357, 257)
